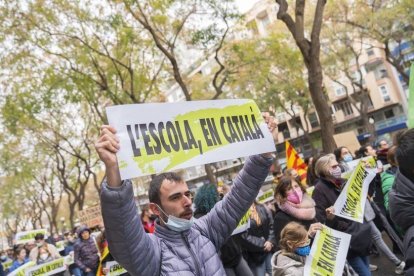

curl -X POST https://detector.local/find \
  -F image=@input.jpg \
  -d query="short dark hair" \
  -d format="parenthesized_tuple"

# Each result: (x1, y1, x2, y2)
(34, 233, 44, 241)
(149, 172, 183, 205)
(395, 129, 414, 175)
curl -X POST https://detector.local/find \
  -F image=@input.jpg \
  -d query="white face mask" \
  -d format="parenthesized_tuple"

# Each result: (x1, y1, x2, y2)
(156, 205, 194, 232)
(40, 253, 49, 260)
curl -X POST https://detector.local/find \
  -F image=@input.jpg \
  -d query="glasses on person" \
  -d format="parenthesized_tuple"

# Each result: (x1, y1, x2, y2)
(331, 164, 339, 169)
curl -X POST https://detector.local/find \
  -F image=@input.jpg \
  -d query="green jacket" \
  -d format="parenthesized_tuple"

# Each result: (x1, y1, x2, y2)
(381, 167, 397, 211)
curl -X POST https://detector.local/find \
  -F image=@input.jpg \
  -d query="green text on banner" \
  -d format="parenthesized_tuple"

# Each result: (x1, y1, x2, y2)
(304, 226, 351, 276)
(257, 189, 274, 204)
(333, 161, 376, 223)
(15, 229, 47, 245)
(106, 261, 127, 276)
(106, 99, 276, 180)
(26, 257, 66, 276)
(8, 261, 35, 276)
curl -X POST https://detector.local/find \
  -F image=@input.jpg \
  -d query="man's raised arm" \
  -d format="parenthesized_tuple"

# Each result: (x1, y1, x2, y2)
(96, 125, 161, 275)
(195, 114, 277, 249)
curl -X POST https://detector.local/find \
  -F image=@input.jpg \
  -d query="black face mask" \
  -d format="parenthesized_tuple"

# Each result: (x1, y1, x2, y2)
(149, 214, 158, 221)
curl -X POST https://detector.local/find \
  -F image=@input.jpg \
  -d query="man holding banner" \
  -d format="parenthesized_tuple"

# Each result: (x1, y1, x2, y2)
(95, 106, 277, 276)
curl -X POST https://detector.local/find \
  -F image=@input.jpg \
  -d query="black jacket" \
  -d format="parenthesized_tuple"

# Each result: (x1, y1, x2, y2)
(273, 209, 316, 251)
(312, 177, 372, 258)
(239, 204, 275, 265)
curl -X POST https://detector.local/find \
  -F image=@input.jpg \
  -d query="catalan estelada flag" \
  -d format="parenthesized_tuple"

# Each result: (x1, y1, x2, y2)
(286, 140, 308, 185)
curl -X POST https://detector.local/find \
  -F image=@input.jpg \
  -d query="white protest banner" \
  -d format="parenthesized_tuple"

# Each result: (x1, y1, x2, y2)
(333, 161, 376, 223)
(257, 189, 274, 204)
(341, 156, 377, 179)
(15, 229, 47, 245)
(64, 254, 74, 265)
(8, 261, 36, 276)
(106, 261, 127, 276)
(304, 226, 351, 276)
(232, 210, 251, 236)
(26, 257, 66, 276)
(78, 204, 103, 228)
(106, 99, 276, 180)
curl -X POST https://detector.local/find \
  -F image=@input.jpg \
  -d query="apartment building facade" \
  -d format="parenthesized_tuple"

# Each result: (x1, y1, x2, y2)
(245, 0, 408, 157)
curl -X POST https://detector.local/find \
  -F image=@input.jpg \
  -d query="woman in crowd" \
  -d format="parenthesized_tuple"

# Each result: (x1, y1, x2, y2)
(140, 205, 156, 234)
(9, 245, 29, 272)
(239, 201, 276, 276)
(194, 184, 253, 276)
(271, 222, 309, 276)
(36, 244, 54, 265)
(312, 153, 372, 276)
(273, 177, 321, 251)
(334, 146, 353, 173)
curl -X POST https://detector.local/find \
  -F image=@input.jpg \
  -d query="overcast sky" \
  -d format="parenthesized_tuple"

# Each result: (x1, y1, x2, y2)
(235, 0, 260, 13)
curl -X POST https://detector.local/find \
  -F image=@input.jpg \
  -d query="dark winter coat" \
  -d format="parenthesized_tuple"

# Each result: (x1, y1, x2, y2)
(74, 237, 99, 271)
(239, 204, 275, 265)
(389, 170, 414, 274)
(100, 155, 273, 276)
(312, 177, 372, 258)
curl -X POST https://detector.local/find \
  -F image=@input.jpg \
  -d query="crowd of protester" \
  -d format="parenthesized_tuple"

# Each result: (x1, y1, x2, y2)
(2, 125, 413, 276)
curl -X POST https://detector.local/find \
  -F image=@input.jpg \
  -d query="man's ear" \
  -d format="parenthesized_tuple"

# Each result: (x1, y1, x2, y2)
(149, 203, 160, 217)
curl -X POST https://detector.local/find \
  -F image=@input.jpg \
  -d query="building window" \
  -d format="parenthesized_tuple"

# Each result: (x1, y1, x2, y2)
(367, 49, 375, 56)
(379, 85, 391, 102)
(335, 86, 346, 96)
(258, 13, 271, 29)
(309, 112, 320, 128)
(278, 122, 290, 139)
(384, 109, 395, 119)
(334, 101, 354, 116)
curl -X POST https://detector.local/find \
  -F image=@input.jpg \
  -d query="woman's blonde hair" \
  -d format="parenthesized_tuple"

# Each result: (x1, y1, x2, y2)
(279, 222, 308, 253)
(314, 153, 336, 178)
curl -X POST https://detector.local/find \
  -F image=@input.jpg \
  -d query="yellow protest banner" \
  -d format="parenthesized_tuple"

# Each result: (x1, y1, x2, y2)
(333, 161, 376, 223)
(106, 99, 276, 180)
(3, 260, 13, 271)
(257, 189, 274, 204)
(304, 226, 351, 276)
(55, 240, 65, 252)
(106, 261, 127, 276)
(8, 261, 36, 276)
(232, 210, 251, 236)
(26, 257, 66, 276)
(15, 229, 47, 245)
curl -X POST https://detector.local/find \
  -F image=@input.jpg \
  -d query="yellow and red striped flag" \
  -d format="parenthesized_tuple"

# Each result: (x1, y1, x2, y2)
(286, 140, 308, 185)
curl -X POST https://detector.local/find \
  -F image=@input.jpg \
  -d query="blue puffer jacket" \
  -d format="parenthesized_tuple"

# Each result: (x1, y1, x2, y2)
(100, 155, 272, 276)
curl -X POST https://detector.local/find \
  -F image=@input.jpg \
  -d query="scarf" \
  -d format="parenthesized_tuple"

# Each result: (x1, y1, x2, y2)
(278, 194, 316, 220)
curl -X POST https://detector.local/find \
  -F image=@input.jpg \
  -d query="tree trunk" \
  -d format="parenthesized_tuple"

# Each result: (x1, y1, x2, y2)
(308, 65, 337, 153)
(204, 164, 216, 184)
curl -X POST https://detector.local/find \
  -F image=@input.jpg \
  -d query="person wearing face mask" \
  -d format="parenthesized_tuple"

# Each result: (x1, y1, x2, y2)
(271, 222, 309, 276)
(29, 233, 60, 263)
(141, 205, 157, 234)
(36, 245, 54, 265)
(273, 177, 322, 252)
(334, 146, 353, 173)
(312, 154, 373, 276)
(95, 114, 277, 275)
